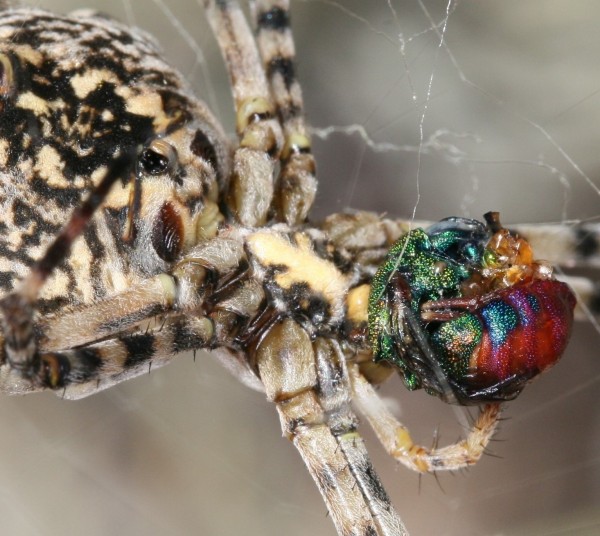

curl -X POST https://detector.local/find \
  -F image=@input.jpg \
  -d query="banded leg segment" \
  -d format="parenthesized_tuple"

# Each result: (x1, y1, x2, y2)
(0, 233, 247, 395)
(252, 0, 317, 224)
(256, 319, 408, 536)
(0, 313, 215, 398)
(349, 364, 501, 473)
(204, 0, 283, 226)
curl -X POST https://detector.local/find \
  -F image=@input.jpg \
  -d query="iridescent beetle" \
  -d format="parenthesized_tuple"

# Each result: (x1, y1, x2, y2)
(369, 212, 576, 405)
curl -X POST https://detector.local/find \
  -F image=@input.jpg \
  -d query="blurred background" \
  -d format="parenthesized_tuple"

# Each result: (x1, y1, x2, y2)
(1, 1, 599, 534)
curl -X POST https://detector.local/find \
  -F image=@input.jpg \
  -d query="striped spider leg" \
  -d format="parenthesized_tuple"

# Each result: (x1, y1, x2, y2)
(0, 2, 580, 536)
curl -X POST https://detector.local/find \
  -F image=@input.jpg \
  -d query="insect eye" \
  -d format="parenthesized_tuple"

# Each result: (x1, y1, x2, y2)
(483, 249, 499, 268)
(138, 139, 177, 175)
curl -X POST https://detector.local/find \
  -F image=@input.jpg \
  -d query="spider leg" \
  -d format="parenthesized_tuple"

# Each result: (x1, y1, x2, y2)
(511, 222, 600, 270)
(257, 320, 408, 536)
(37, 236, 245, 351)
(349, 363, 501, 473)
(559, 274, 600, 322)
(252, 0, 317, 224)
(0, 314, 214, 398)
(0, 231, 248, 395)
(204, 0, 284, 227)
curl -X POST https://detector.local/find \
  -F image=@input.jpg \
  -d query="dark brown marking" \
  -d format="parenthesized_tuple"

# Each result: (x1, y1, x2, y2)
(172, 319, 211, 352)
(72, 348, 103, 382)
(267, 56, 295, 91)
(575, 227, 599, 258)
(152, 202, 183, 263)
(99, 303, 164, 333)
(257, 7, 289, 31)
(122, 332, 155, 368)
(191, 129, 218, 171)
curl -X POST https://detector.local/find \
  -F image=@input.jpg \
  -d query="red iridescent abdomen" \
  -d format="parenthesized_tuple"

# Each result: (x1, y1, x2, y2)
(470, 279, 576, 385)
(430, 279, 576, 394)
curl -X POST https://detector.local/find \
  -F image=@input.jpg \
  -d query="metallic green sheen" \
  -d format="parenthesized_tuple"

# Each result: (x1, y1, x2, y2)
(430, 314, 483, 380)
(368, 228, 473, 375)
(482, 300, 518, 348)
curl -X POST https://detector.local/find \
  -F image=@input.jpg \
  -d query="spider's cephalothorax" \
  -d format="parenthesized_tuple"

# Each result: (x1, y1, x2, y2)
(368, 212, 576, 405)
(0, 3, 581, 536)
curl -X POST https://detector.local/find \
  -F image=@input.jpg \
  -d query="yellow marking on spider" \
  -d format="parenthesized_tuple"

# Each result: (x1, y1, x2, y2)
(347, 284, 370, 324)
(17, 91, 49, 115)
(247, 231, 349, 307)
(34, 145, 68, 188)
(15, 45, 43, 67)
(70, 69, 118, 99)
(339, 431, 362, 442)
(115, 87, 171, 131)
(0, 139, 8, 167)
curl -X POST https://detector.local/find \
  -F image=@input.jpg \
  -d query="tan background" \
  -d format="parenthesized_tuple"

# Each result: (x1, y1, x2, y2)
(1, 1, 599, 534)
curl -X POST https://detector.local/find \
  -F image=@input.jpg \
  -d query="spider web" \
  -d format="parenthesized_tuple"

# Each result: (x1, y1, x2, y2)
(1, 1, 599, 535)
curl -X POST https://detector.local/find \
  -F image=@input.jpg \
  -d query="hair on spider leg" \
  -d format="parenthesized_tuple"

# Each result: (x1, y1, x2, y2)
(432, 469, 446, 494)
(416, 467, 447, 495)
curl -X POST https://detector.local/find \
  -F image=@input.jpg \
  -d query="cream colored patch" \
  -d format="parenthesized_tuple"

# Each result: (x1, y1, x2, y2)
(34, 145, 68, 187)
(90, 165, 108, 187)
(0, 139, 8, 167)
(103, 178, 131, 209)
(247, 231, 349, 310)
(69, 238, 94, 303)
(6, 227, 28, 250)
(17, 92, 50, 115)
(15, 45, 43, 67)
(347, 284, 370, 324)
(70, 69, 119, 99)
(116, 86, 170, 130)
(39, 269, 70, 300)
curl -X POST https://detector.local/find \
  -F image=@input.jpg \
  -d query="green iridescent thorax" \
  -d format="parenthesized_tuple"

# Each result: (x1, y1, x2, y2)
(369, 230, 473, 364)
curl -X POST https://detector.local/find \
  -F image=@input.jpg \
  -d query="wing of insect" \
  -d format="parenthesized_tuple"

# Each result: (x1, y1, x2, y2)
(0, 2, 587, 536)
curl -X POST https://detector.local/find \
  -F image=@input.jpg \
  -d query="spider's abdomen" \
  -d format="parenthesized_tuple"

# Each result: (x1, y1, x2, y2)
(430, 279, 575, 394)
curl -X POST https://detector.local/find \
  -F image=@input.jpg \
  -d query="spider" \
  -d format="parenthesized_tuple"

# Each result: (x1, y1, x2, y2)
(0, 1, 597, 535)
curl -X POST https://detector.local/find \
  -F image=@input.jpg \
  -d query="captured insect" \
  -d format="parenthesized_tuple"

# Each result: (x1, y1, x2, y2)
(0, 1, 595, 535)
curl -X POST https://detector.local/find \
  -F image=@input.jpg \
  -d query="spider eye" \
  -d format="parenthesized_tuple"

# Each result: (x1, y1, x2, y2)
(139, 139, 177, 175)
(152, 202, 183, 263)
